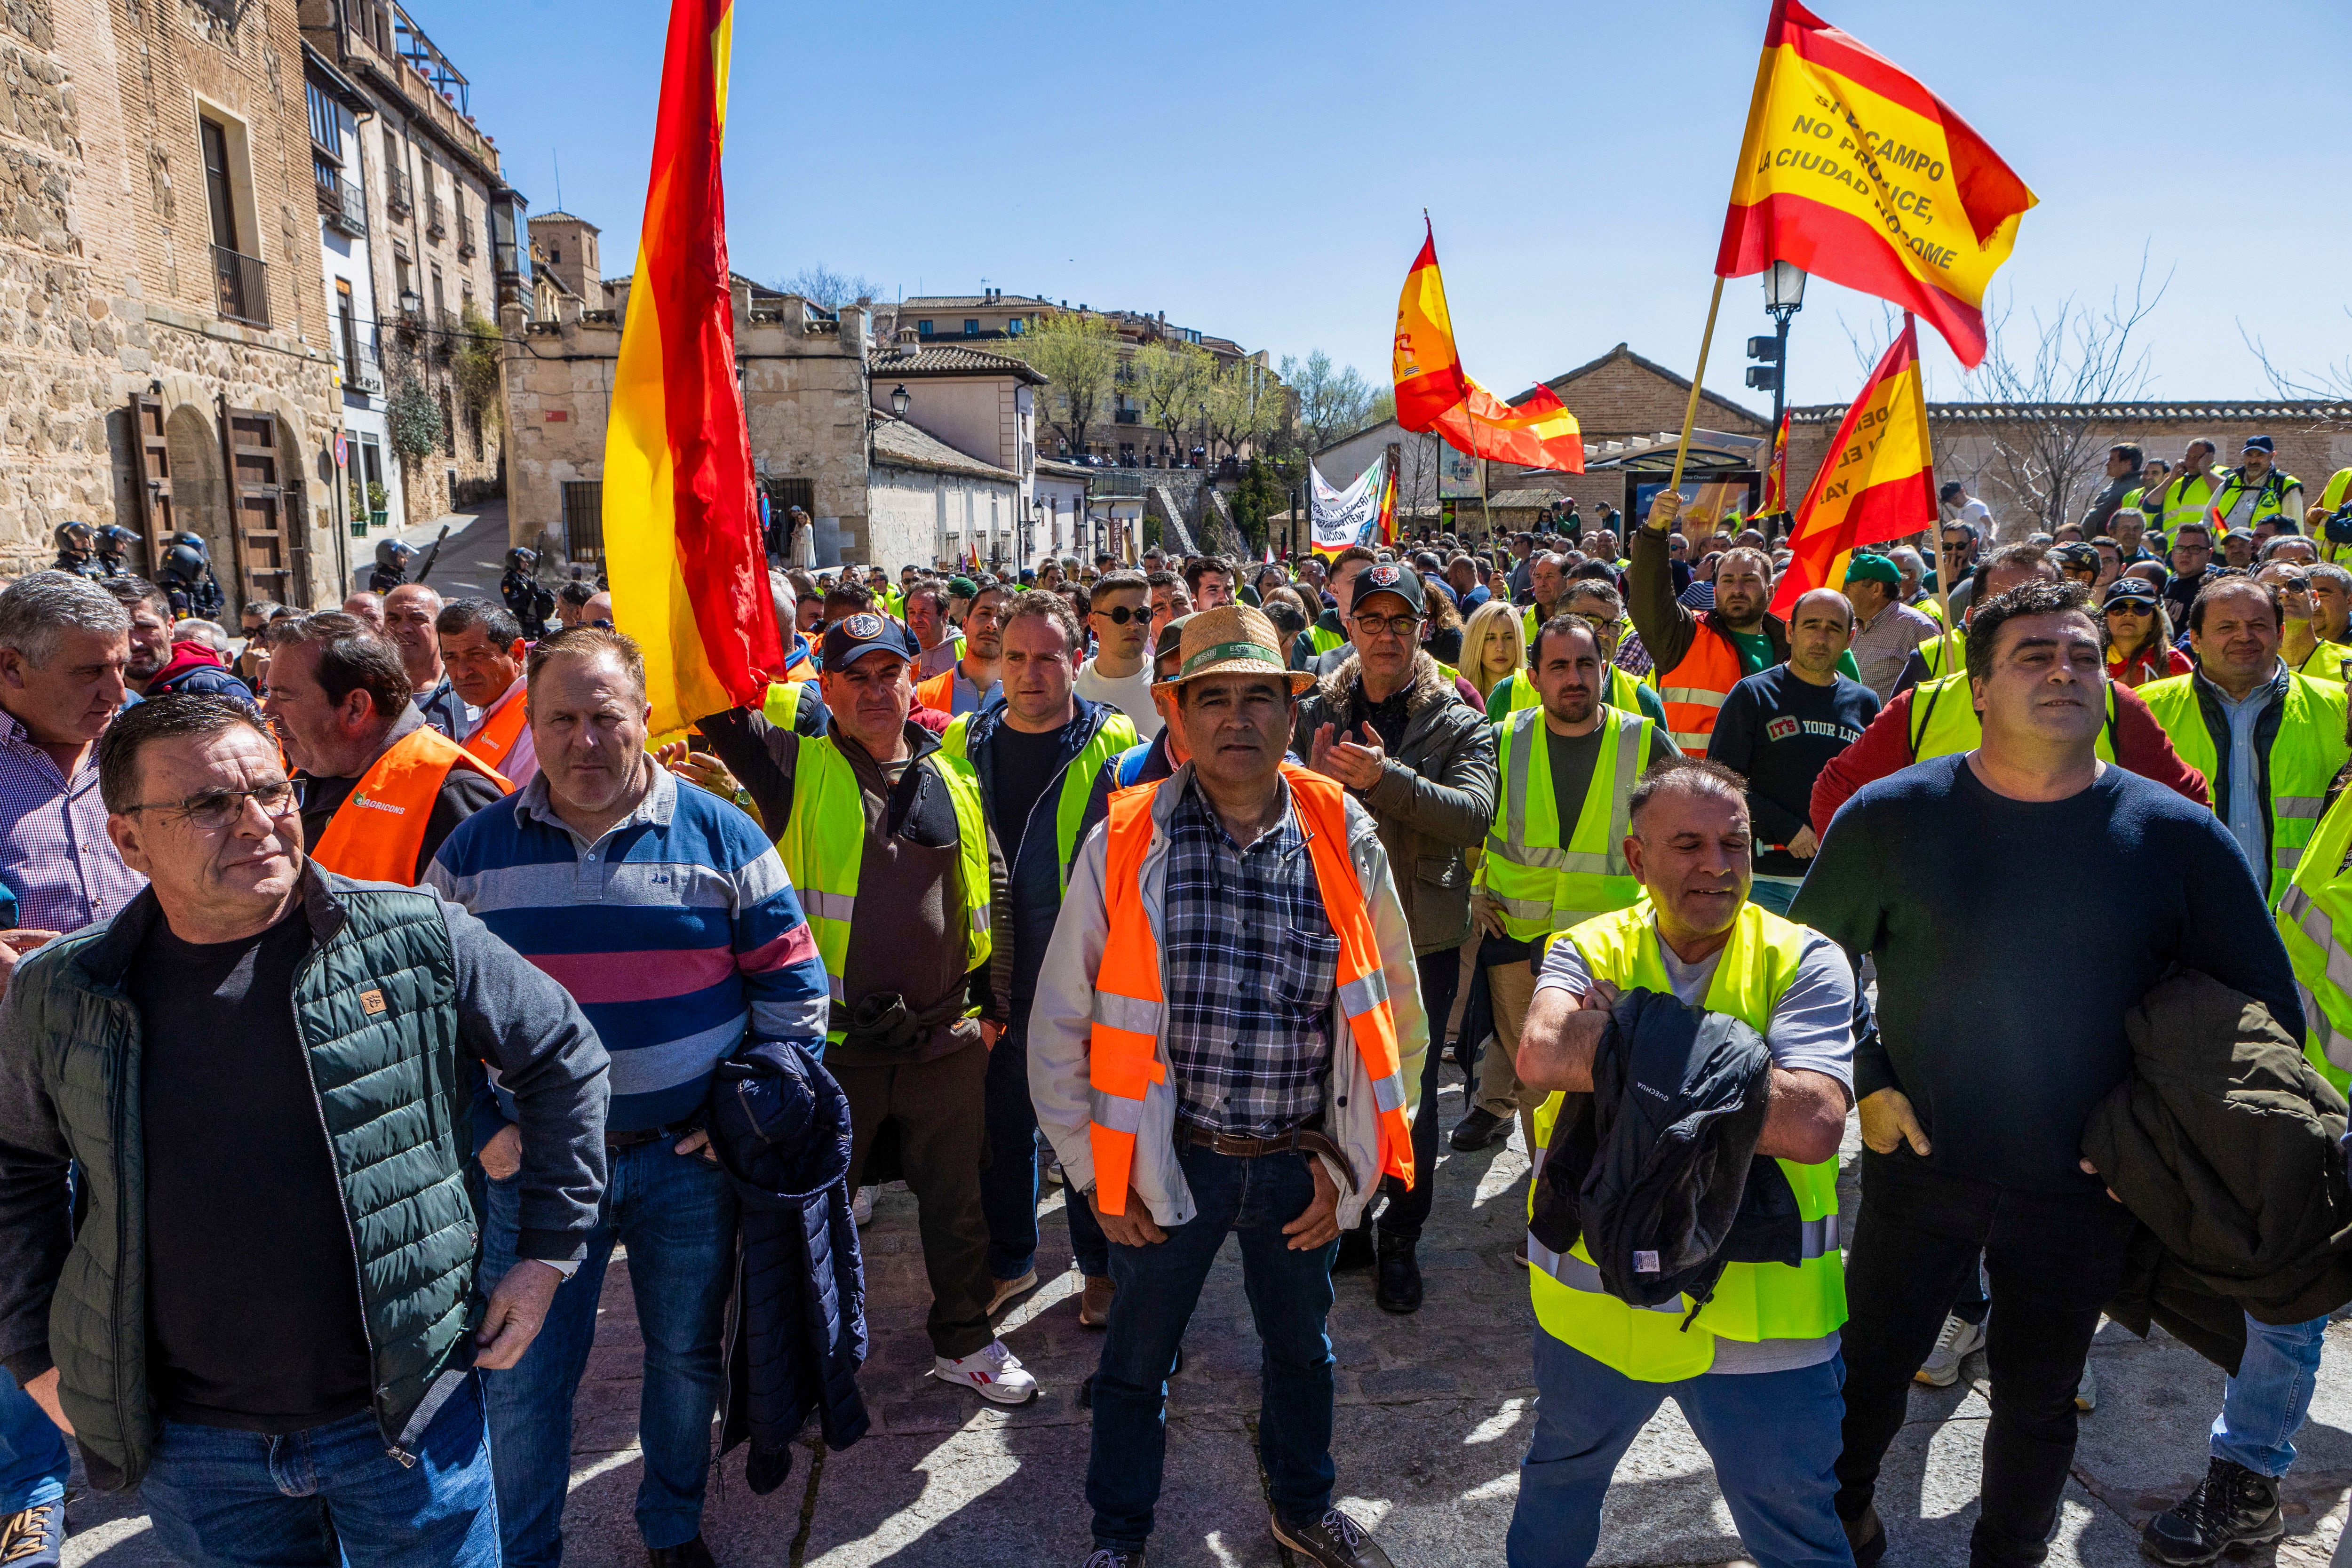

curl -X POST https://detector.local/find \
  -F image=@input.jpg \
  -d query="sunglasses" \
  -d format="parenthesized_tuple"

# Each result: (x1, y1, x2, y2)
(1092, 605, 1143, 625)
(2104, 600, 2154, 615)
(125, 779, 299, 830)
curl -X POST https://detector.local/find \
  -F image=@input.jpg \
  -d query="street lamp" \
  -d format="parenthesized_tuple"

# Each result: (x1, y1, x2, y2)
(1758, 262, 1806, 539)
(890, 383, 909, 418)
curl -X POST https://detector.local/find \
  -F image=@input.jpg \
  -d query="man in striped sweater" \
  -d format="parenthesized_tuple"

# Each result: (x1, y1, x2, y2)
(427, 627, 830, 1568)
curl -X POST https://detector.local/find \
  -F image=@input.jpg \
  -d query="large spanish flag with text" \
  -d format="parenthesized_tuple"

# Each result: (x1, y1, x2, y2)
(1393, 221, 1472, 430)
(1716, 0, 2034, 368)
(1769, 317, 1936, 617)
(604, 0, 780, 734)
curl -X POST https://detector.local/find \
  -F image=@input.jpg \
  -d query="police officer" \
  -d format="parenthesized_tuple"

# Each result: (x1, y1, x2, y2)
(370, 538, 416, 596)
(158, 534, 225, 621)
(499, 547, 556, 640)
(50, 524, 101, 580)
(92, 525, 140, 578)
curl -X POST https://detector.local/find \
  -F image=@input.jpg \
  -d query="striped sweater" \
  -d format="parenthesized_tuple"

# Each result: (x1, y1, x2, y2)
(427, 766, 828, 1132)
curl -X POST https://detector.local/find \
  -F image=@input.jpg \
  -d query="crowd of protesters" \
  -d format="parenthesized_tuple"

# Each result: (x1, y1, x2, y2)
(0, 426, 2348, 1568)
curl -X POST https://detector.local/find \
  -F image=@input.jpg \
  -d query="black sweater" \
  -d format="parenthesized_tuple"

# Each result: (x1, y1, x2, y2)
(1791, 755, 2302, 1192)
(1706, 666, 1879, 875)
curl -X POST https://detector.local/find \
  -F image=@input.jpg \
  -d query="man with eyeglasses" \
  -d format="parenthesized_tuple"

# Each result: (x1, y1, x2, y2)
(0, 692, 609, 1568)
(915, 581, 1009, 717)
(2164, 521, 2218, 629)
(1074, 570, 1161, 740)
(1290, 562, 1496, 1313)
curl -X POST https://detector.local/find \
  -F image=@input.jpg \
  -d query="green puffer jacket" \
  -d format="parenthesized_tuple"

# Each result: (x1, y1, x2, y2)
(6, 876, 552, 1488)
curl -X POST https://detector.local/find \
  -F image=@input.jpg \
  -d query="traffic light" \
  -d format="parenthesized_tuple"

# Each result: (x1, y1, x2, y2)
(1744, 334, 1781, 392)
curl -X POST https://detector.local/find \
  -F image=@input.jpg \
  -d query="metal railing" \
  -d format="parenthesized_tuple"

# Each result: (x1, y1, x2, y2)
(317, 171, 367, 237)
(385, 167, 412, 215)
(1113, 408, 1141, 424)
(424, 190, 445, 239)
(212, 245, 269, 327)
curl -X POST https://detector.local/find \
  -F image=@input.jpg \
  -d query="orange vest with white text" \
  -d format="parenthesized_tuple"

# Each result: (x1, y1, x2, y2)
(1086, 764, 1415, 1213)
(461, 689, 529, 773)
(1656, 622, 1747, 753)
(310, 724, 511, 884)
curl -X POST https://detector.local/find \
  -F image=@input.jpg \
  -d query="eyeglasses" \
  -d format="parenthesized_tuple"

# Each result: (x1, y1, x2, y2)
(1092, 605, 1143, 625)
(125, 779, 299, 830)
(1351, 613, 1422, 637)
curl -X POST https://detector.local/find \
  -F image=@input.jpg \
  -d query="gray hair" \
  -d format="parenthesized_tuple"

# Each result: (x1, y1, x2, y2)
(1888, 546, 1927, 581)
(1559, 579, 1624, 619)
(0, 571, 132, 665)
(2310, 564, 2352, 596)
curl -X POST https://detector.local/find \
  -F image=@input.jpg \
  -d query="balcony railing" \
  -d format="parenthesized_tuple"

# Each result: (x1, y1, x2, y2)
(424, 191, 445, 240)
(385, 167, 412, 216)
(456, 214, 476, 259)
(317, 171, 367, 237)
(432, 307, 459, 358)
(213, 245, 270, 327)
(1113, 408, 1141, 424)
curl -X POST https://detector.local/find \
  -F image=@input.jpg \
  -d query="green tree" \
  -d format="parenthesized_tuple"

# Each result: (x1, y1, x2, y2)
(387, 375, 443, 460)
(451, 305, 505, 432)
(1132, 341, 1212, 466)
(1231, 457, 1284, 554)
(1205, 358, 1282, 467)
(996, 311, 1120, 458)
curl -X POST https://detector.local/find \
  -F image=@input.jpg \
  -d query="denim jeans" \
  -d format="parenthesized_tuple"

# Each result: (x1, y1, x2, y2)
(0, 1367, 69, 1515)
(139, 1373, 497, 1568)
(2211, 1312, 2330, 1477)
(1507, 1331, 1852, 1568)
(1365, 946, 1462, 1241)
(477, 1138, 737, 1566)
(1089, 1142, 1338, 1552)
(981, 1018, 1110, 1280)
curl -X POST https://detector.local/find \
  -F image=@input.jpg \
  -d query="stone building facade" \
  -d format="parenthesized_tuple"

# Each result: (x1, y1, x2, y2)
(1, 0, 346, 604)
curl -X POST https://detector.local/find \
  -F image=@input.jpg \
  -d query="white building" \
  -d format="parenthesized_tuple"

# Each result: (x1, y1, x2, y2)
(867, 417, 1022, 572)
(304, 49, 405, 542)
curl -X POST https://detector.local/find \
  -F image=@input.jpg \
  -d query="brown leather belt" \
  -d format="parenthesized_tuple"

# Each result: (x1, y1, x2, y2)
(1184, 1123, 1359, 1193)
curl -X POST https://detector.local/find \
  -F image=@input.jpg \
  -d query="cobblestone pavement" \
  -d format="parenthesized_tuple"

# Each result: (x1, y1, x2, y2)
(64, 1071, 2352, 1568)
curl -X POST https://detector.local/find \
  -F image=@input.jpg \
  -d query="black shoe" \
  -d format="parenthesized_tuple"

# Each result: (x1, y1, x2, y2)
(0, 1503, 63, 1568)
(1842, 1503, 1887, 1568)
(1271, 1507, 1392, 1568)
(1450, 1106, 1509, 1151)
(648, 1535, 716, 1568)
(2141, 1458, 2284, 1565)
(1081, 1551, 1145, 1568)
(1332, 1222, 1376, 1274)
(1374, 1231, 1423, 1314)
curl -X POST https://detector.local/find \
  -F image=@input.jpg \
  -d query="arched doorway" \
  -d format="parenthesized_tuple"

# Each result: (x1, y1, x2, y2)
(163, 404, 233, 589)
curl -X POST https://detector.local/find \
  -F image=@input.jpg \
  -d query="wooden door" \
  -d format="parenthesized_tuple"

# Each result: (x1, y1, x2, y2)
(131, 394, 173, 569)
(220, 403, 290, 610)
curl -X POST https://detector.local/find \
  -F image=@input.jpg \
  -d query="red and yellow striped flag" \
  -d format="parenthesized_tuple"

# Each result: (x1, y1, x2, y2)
(1392, 220, 1471, 431)
(1433, 382, 1585, 475)
(1769, 317, 1936, 616)
(1716, 0, 2035, 368)
(604, 0, 779, 734)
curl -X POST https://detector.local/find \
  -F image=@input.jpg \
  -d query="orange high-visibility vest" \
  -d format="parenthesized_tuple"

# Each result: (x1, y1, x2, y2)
(461, 686, 529, 772)
(914, 667, 956, 712)
(310, 724, 511, 884)
(1087, 764, 1415, 1214)
(1656, 622, 1748, 753)
(782, 644, 818, 684)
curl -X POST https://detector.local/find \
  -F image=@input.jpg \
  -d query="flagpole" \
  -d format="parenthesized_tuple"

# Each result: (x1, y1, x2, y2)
(1424, 208, 1491, 547)
(1668, 276, 1727, 496)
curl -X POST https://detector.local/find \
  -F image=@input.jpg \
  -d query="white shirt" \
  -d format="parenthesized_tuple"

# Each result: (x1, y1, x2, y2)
(1075, 658, 1162, 742)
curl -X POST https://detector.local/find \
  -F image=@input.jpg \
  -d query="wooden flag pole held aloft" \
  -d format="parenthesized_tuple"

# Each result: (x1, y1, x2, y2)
(1667, 275, 1728, 496)
(1424, 207, 1492, 544)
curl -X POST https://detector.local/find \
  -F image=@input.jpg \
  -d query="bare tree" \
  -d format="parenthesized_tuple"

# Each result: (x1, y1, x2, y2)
(1391, 431, 1441, 522)
(1964, 251, 2169, 535)
(774, 264, 884, 310)
(2241, 309, 2352, 400)
(1280, 349, 1385, 453)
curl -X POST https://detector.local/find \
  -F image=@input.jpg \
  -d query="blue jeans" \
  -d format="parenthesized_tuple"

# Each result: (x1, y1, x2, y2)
(139, 1373, 498, 1568)
(1508, 1331, 1853, 1568)
(981, 1018, 1110, 1279)
(2211, 1312, 2330, 1477)
(0, 1367, 69, 1515)
(478, 1138, 737, 1566)
(1089, 1143, 1338, 1552)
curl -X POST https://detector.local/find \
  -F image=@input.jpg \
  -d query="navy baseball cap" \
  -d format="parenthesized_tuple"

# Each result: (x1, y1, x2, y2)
(1349, 559, 1426, 616)
(823, 610, 913, 669)
(2243, 435, 2275, 454)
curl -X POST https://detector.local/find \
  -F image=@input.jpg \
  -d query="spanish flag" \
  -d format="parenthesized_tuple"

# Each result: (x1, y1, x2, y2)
(1392, 220, 1471, 431)
(604, 0, 780, 735)
(1768, 317, 1936, 617)
(1760, 412, 1791, 515)
(1434, 382, 1585, 475)
(1716, 0, 2034, 369)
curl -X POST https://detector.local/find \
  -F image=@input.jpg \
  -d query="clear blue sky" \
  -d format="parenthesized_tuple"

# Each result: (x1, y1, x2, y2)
(435, 0, 2352, 416)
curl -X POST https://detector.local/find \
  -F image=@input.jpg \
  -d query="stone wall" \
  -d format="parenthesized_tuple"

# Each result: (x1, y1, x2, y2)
(0, 0, 339, 598)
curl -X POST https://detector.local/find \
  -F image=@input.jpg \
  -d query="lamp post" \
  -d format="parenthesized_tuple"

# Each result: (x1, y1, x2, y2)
(889, 383, 909, 419)
(1762, 262, 1805, 539)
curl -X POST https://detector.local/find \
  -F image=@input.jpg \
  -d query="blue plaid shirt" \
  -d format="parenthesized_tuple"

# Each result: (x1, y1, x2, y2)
(1161, 776, 1340, 1137)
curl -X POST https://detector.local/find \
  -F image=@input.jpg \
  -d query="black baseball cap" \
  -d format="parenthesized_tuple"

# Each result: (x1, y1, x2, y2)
(1349, 559, 1426, 616)
(2102, 578, 2159, 609)
(823, 610, 914, 669)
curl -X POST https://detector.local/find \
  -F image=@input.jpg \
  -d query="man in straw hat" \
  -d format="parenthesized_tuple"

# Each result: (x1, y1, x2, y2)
(1028, 603, 1426, 1568)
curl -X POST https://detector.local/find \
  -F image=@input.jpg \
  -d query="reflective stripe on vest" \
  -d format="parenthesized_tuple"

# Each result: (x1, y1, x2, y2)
(777, 738, 991, 1041)
(1482, 707, 1652, 941)
(2139, 670, 2351, 906)
(2211, 468, 2301, 532)
(1526, 900, 1845, 1381)
(461, 688, 529, 771)
(1656, 624, 1744, 752)
(1907, 671, 2118, 766)
(940, 710, 1139, 891)
(310, 725, 512, 884)
(2277, 788, 2352, 1095)
(1087, 765, 1415, 1214)
(761, 680, 809, 729)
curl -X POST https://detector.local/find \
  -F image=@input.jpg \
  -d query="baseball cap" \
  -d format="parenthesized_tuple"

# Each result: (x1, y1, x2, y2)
(2243, 435, 2275, 454)
(822, 610, 913, 670)
(1152, 613, 1195, 673)
(2102, 578, 2159, 609)
(945, 575, 978, 599)
(1348, 559, 1426, 616)
(1843, 552, 1901, 588)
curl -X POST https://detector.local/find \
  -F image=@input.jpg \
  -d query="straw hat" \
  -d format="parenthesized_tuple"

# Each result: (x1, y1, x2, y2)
(1151, 604, 1316, 697)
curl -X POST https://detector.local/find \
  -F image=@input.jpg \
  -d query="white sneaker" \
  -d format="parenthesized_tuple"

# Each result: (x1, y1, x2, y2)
(851, 1186, 874, 1227)
(1915, 1312, 1986, 1387)
(987, 1267, 1039, 1315)
(933, 1339, 1039, 1405)
(2075, 1359, 2098, 1412)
